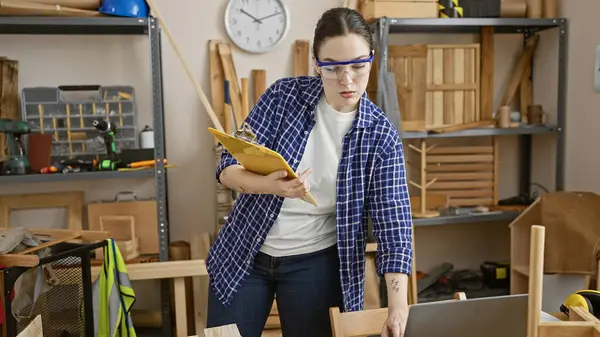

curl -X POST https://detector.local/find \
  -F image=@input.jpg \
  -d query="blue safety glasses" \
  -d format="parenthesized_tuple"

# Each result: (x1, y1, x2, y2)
(315, 51, 375, 80)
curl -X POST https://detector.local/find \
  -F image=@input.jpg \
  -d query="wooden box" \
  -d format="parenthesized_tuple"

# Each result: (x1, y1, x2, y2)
(368, 43, 481, 131)
(360, 0, 438, 21)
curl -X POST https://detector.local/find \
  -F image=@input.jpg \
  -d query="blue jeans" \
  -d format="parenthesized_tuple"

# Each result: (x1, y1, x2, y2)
(206, 244, 344, 337)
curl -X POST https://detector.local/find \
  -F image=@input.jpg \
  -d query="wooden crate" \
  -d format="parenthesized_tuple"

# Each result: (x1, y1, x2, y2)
(360, 0, 438, 21)
(368, 43, 481, 131)
(423, 140, 498, 207)
(426, 44, 481, 128)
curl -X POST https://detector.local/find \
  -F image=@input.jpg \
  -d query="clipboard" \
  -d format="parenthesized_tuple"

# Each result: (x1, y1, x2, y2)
(209, 127, 318, 206)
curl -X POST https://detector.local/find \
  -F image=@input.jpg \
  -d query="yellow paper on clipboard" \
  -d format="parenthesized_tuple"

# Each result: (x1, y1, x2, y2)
(209, 127, 318, 206)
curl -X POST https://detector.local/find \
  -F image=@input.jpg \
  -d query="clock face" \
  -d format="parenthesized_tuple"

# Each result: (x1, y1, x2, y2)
(224, 0, 290, 53)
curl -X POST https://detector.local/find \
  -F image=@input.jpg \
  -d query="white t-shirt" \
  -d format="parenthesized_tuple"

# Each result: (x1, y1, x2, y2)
(260, 94, 357, 257)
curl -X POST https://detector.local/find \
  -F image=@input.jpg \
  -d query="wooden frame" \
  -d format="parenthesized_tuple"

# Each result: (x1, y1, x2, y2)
(0, 192, 84, 229)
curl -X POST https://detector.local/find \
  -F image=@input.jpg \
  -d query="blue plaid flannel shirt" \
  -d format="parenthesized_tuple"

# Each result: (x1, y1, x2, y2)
(207, 76, 413, 312)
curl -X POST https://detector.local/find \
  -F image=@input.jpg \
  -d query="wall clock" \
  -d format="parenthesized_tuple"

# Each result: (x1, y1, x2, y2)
(224, 0, 290, 54)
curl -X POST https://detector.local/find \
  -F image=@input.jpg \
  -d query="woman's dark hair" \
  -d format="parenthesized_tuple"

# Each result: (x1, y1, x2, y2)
(313, 7, 374, 60)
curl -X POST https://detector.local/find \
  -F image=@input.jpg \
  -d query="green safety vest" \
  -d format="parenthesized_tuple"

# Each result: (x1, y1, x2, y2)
(91, 239, 137, 337)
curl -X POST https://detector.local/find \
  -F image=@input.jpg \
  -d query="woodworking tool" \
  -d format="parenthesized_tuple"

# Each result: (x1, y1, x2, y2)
(92, 119, 122, 171)
(0, 118, 31, 175)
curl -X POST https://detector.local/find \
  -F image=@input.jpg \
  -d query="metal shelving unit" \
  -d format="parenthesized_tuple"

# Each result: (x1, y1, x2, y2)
(0, 16, 172, 336)
(370, 17, 568, 226)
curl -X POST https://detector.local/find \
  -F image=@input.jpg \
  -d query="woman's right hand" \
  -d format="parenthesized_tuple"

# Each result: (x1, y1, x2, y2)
(263, 168, 312, 198)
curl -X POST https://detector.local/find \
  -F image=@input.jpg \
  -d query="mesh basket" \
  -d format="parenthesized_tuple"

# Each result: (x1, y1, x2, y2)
(3, 240, 106, 337)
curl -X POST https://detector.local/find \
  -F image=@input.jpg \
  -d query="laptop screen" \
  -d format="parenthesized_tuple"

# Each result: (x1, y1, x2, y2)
(404, 294, 528, 337)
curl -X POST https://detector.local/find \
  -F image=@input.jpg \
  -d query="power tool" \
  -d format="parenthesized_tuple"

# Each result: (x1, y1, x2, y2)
(0, 118, 31, 175)
(92, 119, 122, 171)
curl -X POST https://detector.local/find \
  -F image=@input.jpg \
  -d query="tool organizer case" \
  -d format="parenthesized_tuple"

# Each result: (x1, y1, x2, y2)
(20, 85, 138, 162)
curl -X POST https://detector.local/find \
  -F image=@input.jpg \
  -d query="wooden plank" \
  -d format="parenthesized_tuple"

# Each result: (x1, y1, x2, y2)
(427, 119, 495, 134)
(252, 69, 267, 105)
(0, 254, 39, 267)
(427, 146, 493, 154)
(426, 163, 494, 172)
(427, 154, 494, 164)
(428, 172, 493, 181)
(241, 77, 249, 121)
(209, 40, 226, 142)
(499, 34, 540, 106)
(90, 260, 207, 281)
(520, 55, 533, 123)
(443, 47, 455, 125)
(205, 324, 242, 337)
(217, 43, 244, 129)
(453, 47, 465, 124)
(0, 58, 19, 163)
(174, 277, 188, 337)
(493, 136, 500, 205)
(429, 181, 494, 189)
(480, 27, 494, 120)
(191, 233, 212, 334)
(293, 40, 309, 77)
(18, 234, 80, 255)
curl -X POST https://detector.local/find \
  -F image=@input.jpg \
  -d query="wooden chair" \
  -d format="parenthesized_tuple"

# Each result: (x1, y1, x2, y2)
(526, 225, 600, 337)
(329, 293, 466, 337)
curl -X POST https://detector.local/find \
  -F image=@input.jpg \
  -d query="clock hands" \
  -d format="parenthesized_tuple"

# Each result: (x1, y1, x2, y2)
(256, 11, 282, 21)
(240, 9, 262, 24)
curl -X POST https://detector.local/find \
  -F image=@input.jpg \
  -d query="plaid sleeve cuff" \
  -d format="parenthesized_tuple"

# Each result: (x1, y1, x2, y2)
(376, 246, 413, 277)
(215, 149, 240, 184)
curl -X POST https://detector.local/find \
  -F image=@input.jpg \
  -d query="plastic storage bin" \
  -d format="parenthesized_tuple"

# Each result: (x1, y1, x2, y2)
(20, 85, 139, 162)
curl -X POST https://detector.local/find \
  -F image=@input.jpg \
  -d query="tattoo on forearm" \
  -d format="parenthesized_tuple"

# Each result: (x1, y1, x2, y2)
(390, 278, 400, 293)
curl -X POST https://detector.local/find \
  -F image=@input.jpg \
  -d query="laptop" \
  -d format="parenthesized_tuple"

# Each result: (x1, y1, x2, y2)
(404, 294, 528, 337)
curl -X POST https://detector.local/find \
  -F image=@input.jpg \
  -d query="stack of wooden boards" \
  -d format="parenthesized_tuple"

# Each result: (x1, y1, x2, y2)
(0, 57, 18, 163)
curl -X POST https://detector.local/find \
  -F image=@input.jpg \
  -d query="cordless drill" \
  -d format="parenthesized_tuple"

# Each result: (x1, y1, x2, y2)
(92, 119, 122, 171)
(0, 118, 31, 175)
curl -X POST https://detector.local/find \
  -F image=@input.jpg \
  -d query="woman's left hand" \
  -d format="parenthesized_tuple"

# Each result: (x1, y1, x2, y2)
(381, 307, 408, 337)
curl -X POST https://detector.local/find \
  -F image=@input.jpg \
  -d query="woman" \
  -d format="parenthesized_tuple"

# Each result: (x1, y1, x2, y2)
(206, 7, 413, 337)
